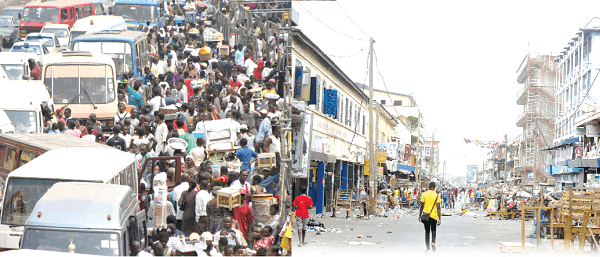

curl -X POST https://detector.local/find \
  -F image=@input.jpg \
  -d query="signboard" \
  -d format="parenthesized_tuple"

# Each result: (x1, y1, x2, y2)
(292, 110, 314, 178)
(377, 143, 387, 163)
(467, 165, 477, 183)
(364, 158, 369, 175)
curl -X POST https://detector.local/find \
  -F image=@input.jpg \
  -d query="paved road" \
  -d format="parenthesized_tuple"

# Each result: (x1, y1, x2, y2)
(293, 206, 545, 256)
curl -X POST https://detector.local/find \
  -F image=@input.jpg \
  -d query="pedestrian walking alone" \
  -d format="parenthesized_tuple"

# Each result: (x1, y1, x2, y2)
(293, 186, 313, 247)
(419, 182, 441, 253)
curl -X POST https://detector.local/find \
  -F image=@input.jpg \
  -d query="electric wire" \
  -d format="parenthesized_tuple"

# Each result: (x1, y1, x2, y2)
(294, 2, 368, 42)
(335, 1, 370, 38)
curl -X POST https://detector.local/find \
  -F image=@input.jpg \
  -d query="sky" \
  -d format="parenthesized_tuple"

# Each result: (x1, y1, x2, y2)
(292, 0, 600, 176)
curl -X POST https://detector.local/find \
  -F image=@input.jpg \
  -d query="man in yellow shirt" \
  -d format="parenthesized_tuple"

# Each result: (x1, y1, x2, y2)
(419, 182, 441, 253)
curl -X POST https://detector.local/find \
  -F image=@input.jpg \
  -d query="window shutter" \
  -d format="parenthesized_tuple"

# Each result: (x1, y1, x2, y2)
(323, 89, 338, 116)
(309, 77, 317, 105)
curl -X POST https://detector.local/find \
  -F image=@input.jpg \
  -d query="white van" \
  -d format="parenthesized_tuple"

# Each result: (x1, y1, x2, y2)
(0, 80, 52, 134)
(0, 52, 38, 80)
(69, 15, 127, 43)
(40, 24, 70, 50)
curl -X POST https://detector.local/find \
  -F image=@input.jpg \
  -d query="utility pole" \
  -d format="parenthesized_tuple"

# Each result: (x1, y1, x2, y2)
(367, 37, 376, 216)
(415, 110, 421, 192)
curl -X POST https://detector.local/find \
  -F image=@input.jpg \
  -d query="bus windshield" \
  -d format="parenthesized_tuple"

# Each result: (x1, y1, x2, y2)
(113, 4, 156, 23)
(73, 42, 133, 76)
(44, 64, 115, 105)
(1, 178, 60, 226)
(23, 229, 120, 256)
(2, 110, 37, 134)
(22, 7, 59, 23)
(0, 64, 26, 80)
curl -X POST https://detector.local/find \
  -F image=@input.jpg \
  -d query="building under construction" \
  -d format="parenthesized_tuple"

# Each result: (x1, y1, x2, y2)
(515, 54, 556, 185)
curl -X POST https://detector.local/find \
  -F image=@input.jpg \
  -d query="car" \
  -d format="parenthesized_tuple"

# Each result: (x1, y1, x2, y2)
(0, 16, 19, 47)
(10, 41, 48, 64)
(40, 24, 70, 50)
(24, 33, 60, 53)
(0, 5, 24, 21)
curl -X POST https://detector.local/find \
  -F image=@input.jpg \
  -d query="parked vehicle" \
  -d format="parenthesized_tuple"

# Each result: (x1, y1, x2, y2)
(0, 16, 19, 47)
(24, 33, 61, 53)
(0, 80, 52, 134)
(42, 51, 117, 131)
(0, 147, 137, 250)
(40, 24, 70, 50)
(19, 0, 97, 40)
(0, 52, 38, 80)
(10, 41, 49, 64)
(0, 6, 25, 21)
(20, 182, 146, 255)
(71, 30, 148, 79)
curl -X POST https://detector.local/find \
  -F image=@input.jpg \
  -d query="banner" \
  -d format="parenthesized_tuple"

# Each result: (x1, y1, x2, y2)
(467, 165, 478, 183)
(292, 111, 313, 178)
(463, 138, 498, 149)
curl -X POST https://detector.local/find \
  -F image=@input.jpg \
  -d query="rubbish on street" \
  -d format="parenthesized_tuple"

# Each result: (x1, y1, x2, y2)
(387, 231, 392, 234)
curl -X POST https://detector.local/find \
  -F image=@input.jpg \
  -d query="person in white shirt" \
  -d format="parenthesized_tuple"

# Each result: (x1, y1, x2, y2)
(172, 173, 190, 229)
(154, 113, 168, 155)
(244, 58, 257, 77)
(114, 102, 131, 126)
(229, 169, 251, 195)
(195, 180, 212, 232)
(175, 80, 188, 103)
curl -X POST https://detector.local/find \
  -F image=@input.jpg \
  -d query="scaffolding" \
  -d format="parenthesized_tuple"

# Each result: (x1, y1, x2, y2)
(515, 54, 556, 185)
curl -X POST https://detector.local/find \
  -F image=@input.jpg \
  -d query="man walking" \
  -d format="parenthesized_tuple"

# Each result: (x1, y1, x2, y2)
(419, 182, 441, 253)
(293, 186, 313, 247)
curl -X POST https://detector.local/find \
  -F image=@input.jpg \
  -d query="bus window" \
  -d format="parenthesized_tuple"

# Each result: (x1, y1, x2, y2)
(17, 151, 37, 168)
(135, 42, 141, 76)
(84, 5, 93, 17)
(76, 8, 84, 19)
(46, 64, 115, 105)
(60, 9, 68, 21)
(0, 146, 17, 172)
(126, 165, 137, 194)
(119, 170, 127, 186)
(0, 173, 6, 203)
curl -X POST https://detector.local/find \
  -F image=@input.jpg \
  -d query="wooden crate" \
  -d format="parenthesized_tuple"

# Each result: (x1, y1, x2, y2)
(256, 153, 276, 170)
(218, 45, 229, 56)
(217, 188, 241, 210)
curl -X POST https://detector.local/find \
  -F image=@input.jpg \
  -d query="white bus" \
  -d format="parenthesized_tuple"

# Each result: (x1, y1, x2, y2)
(0, 147, 137, 250)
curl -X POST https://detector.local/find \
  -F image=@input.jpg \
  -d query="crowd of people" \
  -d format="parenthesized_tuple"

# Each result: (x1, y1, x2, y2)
(37, 0, 293, 255)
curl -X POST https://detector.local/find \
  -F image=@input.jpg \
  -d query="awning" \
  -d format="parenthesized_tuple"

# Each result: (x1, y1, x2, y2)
(543, 136, 581, 151)
(397, 164, 416, 174)
(310, 151, 337, 163)
(506, 160, 514, 164)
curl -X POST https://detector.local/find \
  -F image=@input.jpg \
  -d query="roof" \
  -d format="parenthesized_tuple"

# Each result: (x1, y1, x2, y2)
(0, 133, 114, 151)
(1, 5, 25, 10)
(25, 0, 92, 8)
(8, 147, 135, 181)
(25, 182, 136, 230)
(71, 30, 146, 43)
(291, 28, 369, 102)
(72, 15, 126, 31)
(355, 83, 413, 98)
(114, 0, 161, 5)
(42, 51, 115, 66)
(0, 80, 50, 108)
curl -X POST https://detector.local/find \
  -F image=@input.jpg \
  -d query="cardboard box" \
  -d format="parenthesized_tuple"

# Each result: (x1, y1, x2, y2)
(256, 153, 276, 170)
(216, 187, 242, 210)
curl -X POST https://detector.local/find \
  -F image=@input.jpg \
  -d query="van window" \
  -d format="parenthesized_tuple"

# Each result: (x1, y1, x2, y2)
(76, 7, 84, 19)
(70, 8, 75, 20)
(17, 151, 37, 168)
(84, 5, 93, 17)
(60, 9, 68, 21)
(0, 145, 17, 172)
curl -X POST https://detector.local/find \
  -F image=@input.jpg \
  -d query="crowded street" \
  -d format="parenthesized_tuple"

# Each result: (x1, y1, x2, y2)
(0, 0, 600, 256)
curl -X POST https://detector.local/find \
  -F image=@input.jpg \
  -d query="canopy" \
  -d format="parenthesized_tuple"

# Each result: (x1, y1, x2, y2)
(310, 151, 337, 163)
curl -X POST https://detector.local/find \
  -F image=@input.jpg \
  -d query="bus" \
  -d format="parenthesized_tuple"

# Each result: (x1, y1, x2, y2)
(42, 51, 117, 131)
(0, 147, 137, 250)
(19, 0, 96, 40)
(71, 30, 149, 79)
(69, 15, 127, 43)
(112, 0, 163, 30)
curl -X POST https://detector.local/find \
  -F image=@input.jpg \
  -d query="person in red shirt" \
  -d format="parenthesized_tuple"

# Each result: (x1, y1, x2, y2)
(232, 192, 253, 241)
(229, 75, 242, 91)
(292, 186, 313, 247)
(183, 70, 194, 101)
(28, 59, 40, 80)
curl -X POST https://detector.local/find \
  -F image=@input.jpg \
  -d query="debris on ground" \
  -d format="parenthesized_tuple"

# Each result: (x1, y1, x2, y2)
(347, 241, 379, 245)
(357, 235, 363, 238)
(387, 231, 392, 234)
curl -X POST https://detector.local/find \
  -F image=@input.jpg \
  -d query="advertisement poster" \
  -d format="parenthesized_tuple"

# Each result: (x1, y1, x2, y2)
(467, 165, 478, 183)
(292, 111, 313, 178)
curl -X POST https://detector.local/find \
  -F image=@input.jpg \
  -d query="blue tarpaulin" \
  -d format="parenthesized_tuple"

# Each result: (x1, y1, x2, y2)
(397, 164, 415, 172)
